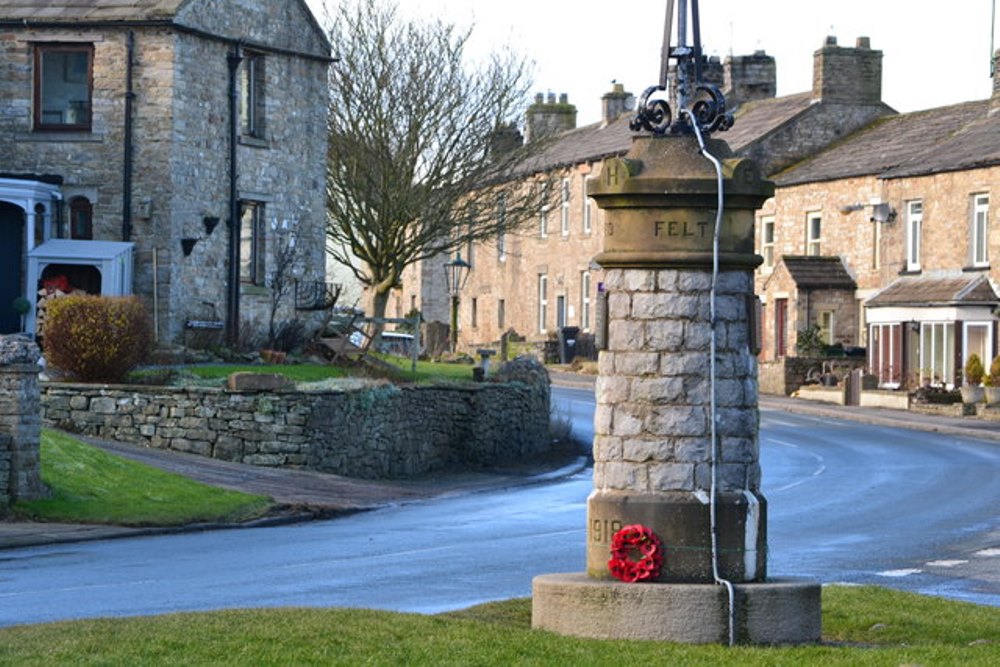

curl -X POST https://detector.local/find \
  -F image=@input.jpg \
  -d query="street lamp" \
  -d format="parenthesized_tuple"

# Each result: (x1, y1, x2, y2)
(443, 252, 471, 352)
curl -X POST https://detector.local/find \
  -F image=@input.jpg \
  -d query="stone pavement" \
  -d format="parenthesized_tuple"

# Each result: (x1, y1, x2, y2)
(3, 371, 997, 551)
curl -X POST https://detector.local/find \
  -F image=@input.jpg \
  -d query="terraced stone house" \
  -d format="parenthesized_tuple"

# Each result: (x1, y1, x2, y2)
(760, 55, 1000, 390)
(0, 0, 331, 346)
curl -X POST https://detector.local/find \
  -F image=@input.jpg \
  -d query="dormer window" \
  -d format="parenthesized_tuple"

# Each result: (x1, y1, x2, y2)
(34, 44, 93, 132)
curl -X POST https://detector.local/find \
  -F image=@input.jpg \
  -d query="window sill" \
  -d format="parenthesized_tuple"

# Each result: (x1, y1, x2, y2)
(238, 135, 269, 149)
(898, 268, 921, 276)
(19, 131, 103, 143)
(963, 265, 990, 272)
(240, 284, 270, 296)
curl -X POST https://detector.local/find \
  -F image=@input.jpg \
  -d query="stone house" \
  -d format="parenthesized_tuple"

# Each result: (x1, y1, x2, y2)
(761, 59, 1000, 389)
(0, 0, 331, 347)
(400, 36, 894, 357)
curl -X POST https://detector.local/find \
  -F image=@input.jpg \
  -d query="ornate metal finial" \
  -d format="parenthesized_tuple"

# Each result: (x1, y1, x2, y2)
(630, 0, 733, 136)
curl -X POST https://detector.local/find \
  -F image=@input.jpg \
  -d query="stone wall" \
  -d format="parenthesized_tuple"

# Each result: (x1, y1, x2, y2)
(40, 376, 550, 480)
(0, 335, 46, 506)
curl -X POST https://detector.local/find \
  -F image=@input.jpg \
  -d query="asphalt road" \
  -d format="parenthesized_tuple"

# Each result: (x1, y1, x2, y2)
(0, 387, 996, 627)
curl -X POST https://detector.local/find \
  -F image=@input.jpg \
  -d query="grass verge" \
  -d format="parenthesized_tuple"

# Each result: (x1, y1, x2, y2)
(0, 587, 995, 665)
(13, 430, 273, 526)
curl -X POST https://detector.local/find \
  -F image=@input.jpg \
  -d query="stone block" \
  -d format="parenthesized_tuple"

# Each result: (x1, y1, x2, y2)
(649, 405, 708, 437)
(648, 461, 696, 490)
(532, 574, 822, 645)
(90, 397, 117, 414)
(227, 372, 295, 392)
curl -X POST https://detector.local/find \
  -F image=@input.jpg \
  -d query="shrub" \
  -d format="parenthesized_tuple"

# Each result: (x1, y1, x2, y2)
(987, 356, 1000, 386)
(964, 353, 984, 386)
(43, 295, 152, 383)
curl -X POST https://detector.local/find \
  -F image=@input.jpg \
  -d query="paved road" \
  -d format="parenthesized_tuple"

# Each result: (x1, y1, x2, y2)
(0, 388, 996, 627)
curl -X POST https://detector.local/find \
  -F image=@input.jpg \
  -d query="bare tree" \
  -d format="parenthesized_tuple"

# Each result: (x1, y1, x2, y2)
(323, 0, 552, 320)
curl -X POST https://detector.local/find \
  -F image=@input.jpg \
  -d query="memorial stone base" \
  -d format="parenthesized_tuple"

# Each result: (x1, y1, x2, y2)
(532, 574, 821, 645)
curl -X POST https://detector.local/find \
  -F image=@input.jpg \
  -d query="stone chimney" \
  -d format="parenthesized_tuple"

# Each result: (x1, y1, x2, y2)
(724, 49, 776, 106)
(600, 82, 635, 125)
(813, 35, 883, 104)
(667, 56, 724, 111)
(525, 92, 577, 142)
(489, 122, 523, 158)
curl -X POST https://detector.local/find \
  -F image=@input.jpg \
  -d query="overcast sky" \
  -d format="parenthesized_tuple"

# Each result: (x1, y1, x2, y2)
(309, 0, 999, 125)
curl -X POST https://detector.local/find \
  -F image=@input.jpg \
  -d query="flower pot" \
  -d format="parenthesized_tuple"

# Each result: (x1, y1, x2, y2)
(960, 385, 985, 404)
(984, 386, 1000, 406)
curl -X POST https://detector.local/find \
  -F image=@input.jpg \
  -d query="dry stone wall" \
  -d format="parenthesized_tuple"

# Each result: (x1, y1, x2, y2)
(40, 376, 550, 480)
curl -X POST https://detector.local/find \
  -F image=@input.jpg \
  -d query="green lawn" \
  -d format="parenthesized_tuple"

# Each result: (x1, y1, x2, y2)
(373, 354, 478, 383)
(13, 430, 273, 526)
(0, 587, 995, 665)
(183, 364, 348, 382)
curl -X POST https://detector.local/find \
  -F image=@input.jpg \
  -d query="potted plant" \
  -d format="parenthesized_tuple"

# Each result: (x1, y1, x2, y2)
(985, 356, 1000, 405)
(960, 353, 985, 404)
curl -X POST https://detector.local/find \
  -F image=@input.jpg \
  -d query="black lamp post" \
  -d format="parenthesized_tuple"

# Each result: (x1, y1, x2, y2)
(443, 252, 471, 352)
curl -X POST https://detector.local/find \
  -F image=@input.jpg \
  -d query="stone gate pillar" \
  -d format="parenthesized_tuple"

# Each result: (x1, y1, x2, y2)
(0, 335, 46, 505)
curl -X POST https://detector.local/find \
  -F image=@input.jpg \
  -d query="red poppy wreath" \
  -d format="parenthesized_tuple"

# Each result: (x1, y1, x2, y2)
(607, 524, 664, 583)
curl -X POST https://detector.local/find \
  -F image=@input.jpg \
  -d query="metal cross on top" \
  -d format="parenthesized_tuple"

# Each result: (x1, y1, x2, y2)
(630, 0, 734, 136)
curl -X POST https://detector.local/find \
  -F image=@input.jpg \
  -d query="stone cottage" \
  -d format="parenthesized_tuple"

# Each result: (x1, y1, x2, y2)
(0, 0, 331, 346)
(398, 36, 895, 358)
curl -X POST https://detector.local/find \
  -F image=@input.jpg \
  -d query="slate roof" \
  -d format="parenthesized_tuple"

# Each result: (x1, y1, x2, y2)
(866, 274, 1000, 308)
(513, 92, 834, 176)
(779, 255, 857, 290)
(775, 100, 996, 186)
(721, 92, 814, 150)
(0, 1, 187, 21)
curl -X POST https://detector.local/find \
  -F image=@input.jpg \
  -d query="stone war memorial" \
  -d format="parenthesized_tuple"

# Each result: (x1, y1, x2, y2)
(532, 0, 821, 645)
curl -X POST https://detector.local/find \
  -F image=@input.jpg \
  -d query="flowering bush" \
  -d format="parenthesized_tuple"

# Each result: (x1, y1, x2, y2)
(43, 295, 152, 383)
(608, 524, 664, 583)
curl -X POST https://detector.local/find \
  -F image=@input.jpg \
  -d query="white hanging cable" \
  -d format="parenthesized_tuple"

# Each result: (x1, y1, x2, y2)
(683, 109, 737, 646)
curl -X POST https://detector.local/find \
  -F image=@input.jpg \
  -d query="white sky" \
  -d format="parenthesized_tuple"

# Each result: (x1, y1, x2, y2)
(309, 0, 999, 125)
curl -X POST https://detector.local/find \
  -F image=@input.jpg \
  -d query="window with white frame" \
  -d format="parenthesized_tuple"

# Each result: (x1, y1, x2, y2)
(971, 193, 990, 267)
(817, 310, 834, 345)
(538, 274, 548, 333)
(539, 182, 549, 238)
(239, 201, 265, 285)
(582, 176, 593, 234)
(920, 322, 955, 388)
(560, 178, 571, 236)
(806, 212, 822, 256)
(760, 216, 775, 269)
(871, 217, 882, 270)
(906, 200, 922, 271)
(580, 271, 592, 331)
(34, 43, 93, 131)
(240, 51, 266, 139)
(497, 232, 506, 262)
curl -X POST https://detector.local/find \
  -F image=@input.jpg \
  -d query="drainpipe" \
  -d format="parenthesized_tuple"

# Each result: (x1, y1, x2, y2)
(122, 31, 135, 241)
(225, 44, 243, 345)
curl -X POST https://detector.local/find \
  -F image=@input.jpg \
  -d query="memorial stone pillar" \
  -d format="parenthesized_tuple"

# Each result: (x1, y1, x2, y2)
(585, 134, 770, 583)
(532, 132, 821, 645)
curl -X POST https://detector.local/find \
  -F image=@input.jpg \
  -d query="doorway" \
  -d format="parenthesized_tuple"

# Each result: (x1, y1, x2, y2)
(0, 202, 25, 334)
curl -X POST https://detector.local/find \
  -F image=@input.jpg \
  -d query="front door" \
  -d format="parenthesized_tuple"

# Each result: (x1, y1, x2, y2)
(0, 202, 25, 334)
